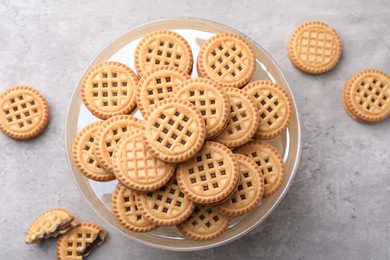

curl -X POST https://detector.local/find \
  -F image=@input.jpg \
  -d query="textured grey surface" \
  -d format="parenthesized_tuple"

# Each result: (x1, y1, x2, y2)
(0, 0, 389, 259)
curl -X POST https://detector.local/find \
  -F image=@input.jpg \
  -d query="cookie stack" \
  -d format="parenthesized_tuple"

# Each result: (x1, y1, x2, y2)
(73, 30, 292, 241)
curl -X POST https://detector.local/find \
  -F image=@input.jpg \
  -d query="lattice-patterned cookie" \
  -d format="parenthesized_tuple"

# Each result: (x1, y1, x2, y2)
(0, 86, 49, 140)
(25, 208, 78, 244)
(134, 30, 193, 77)
(216, 154, 264, 216)
(136, 66, 190, 115)
(197, 33, 256, 88)
(244, 80, 292, 139)
(112, 129, 175, 191)
(177, 204, 231, 241)
(213, 87, 259, 148)
(135, 176, 195, 226)
(141, 98, 206, 162)
(81, 61, 139, 119)
(56, 222, 106, 260)
(235, 140, 285, 197)
(173, 78, 230, 138)
(288, 21, 342, 74)
(94, 115, 141, 173)
(176, 141, 239, 204)
(111, 182, 159, 233)
(72, 121, 115, 181)
(343, 69, 390, 123)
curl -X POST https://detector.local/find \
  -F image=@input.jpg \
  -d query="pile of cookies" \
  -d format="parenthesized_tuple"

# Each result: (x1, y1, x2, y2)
(73, 30, 292, 241)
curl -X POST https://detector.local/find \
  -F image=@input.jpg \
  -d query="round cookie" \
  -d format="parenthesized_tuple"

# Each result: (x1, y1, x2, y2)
(177, 204, 231, 241)
(234, 140, 285, 197)
(94, 115, 141, 173)
(197, 33, 256, 88)
(56, 222, 106, 260)
(25, 208, 78, 244)
(141, 98, 206, 163)
(135, 176, 195, 226)
(134, 30, 193, 77)
(81, 61, 139, 119)
(288, 21, 342, 74)
(216, 154, 264, 216)
(72, 121, 115, 182)
(112, 129, 175, 191)
(176, 141, 239, 204)
(244, 80, 292, 139)
(0, 86, 49, 140)
(173, 78, 230, 138)
(111, 182, 159, 233)
(343, 69, 390, 123)
(136, 66, 190, 115)
(213, 87, 259, 148)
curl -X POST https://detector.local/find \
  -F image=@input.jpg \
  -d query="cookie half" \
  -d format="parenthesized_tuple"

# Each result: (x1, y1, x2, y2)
(176, 141, 239, 204)
(112, 129, 175, 191)
(244, 80, 292, 139)
(111, 182, 159, 233)
(343, 69, 390, 123)
(72, 121, 115, 181)
(213, 87, 259, 148)
(135, 176, 195, 226)
(288, 21, 342, 74)
(56, 222, 106, 259)
(81, 61, 139, 119)
(216, 154, 264, 216)
(0, 86, 49, 140)
(177, 205, 231, 241)
(197, 33, 256, 88)
(141, 98, 206, 162)
(136, 66, 190, 115)
(235, 140, 285, 197)
(25, 208, 78, 244)
(134, 30, 193, 77)
(173, 78, 230, 138)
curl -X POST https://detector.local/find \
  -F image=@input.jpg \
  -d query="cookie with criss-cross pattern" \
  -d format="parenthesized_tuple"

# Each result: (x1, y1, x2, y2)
(343, 69, 390, 123)
(244, 80, 292, 140)
(197, 33, 256, 88)
(141, 98, 206, 163)
(81, 61, 139, 119)
(134, 30, 193, 77)
(176, 141, 239, 204)
(0, 86, 49, 140)
(56, 222, 106, 260)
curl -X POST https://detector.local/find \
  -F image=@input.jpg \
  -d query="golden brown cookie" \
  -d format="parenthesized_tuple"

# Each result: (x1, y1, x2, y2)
(216, 154, 264, 216)
(136, 66, 190, 115)
(81, 61, 139, 119)
(177, 204, 231, 241)
(173, 78, 230, 138)
(176, 141, 239, 204)
(112, 129, 175, 191)
(94, 115, 141, 173)
(197, 33, 256, 88)
(111, 182, 159, 233)
(244, 80, 292, 139)
(56, 222, 106, 260)
(134, 30, 193, 77)
(135, 176, 195, 226)
(235, 140, 285, 197)
(141, 98, 206, 163)
(288, 21, 342, 74)
(72, 121, 115, 182)
(25, 208, 78, 244)
(343, 69, 390, 123)
(0, 86, 49, 140)
(213, 87, 259, 148)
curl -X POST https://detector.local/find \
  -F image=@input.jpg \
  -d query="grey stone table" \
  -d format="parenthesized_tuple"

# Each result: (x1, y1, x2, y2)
(1, 0, 389, 259)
